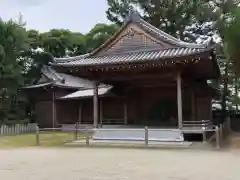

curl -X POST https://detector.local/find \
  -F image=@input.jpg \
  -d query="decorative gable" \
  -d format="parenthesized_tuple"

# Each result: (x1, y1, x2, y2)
(96, 24, 173, 56)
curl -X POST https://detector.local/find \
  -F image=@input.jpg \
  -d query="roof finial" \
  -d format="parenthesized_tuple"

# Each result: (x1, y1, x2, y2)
(124, 9, 141, 24)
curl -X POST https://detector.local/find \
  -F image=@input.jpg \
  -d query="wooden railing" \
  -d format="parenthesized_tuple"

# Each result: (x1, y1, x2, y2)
(35, 120, 231, 149)
(0, 123, 37, 136)
(183, 120, 213, 129)
(102, 118, 125, 125)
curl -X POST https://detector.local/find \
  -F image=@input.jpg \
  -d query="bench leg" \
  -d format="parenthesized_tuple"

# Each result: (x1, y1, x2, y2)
(203, 132, 207, 143)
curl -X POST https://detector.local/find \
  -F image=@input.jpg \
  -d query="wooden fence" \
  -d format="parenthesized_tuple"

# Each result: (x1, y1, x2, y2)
(0, 123, 37, 136)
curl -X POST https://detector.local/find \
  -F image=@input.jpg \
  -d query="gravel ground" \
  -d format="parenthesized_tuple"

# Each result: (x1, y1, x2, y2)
(0, 147, 239, 180)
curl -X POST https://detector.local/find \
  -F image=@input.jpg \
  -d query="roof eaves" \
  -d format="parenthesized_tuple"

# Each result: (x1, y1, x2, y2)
(51, 47, 213, 68)
(22, 82, 54, 89)
(53, 53, 91, 63)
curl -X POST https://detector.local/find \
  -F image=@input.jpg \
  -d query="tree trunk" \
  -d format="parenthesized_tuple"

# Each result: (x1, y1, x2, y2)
(221, 64, 228, 123)
(235, 76, 239, 112)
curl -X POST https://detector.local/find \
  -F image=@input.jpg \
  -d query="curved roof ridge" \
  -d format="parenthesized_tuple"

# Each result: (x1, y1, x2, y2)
(54, 53, 90, 62)
(41, 65, 65, 83)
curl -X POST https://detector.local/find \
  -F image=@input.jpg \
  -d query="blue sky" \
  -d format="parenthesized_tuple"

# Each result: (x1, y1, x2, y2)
(0, 0, 110, 34)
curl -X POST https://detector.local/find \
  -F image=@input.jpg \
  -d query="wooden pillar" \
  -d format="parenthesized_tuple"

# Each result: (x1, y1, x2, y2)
(124, 101, 128, 125)
(93, 82, 99, 128)
(100, 99, 103, 127)
(52, 91, 56, 128)
(209, 99, 213, 121)
(177, 73, 183, 129)
(191, 90, 195, 121)
(78, 102, 82, 124)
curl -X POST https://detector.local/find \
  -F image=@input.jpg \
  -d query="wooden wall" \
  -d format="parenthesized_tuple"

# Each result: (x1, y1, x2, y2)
(56, 101, 79, 124)
(31, 85, 213, 127)
(35, 101, 54, 127)
(28, 87, 78, 127)
(195, 97, 212, 121)
(81, 99, 93, 124)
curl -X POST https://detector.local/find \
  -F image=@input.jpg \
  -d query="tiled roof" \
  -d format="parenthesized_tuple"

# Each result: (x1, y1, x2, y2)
(55, 73, 94, 89)
(54, 53, 90, 63)
(50, 11, 212, 68)
(24, 66, 109, 89)
(44, 66, 108, 89)
(60, 86, 112, 100)
(41, 66, 65, 83)
(52, 47, 209, 67)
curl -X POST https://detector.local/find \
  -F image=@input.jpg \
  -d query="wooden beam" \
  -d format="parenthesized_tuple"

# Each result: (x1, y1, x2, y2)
(100, 99, 103, 127)
(124, 101, 128, 125)
(127, 81, 177, 87)
(209, 99, 213, 121)
(52, 91, 56, 128)
(98, 72, 178, 82)
(177, 73, 183, 129)
(78, 102, 82, 124)
(93, 82, 99, 128)
(191, 90, 195, 121)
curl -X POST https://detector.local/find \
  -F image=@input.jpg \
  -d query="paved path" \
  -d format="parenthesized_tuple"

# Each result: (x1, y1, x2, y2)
(0, 148, 239, 180)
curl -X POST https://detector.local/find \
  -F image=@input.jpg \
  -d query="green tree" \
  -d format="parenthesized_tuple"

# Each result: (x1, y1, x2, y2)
(86, 23, 119, 52)
(0, 18, 29, 122)
(23, 29, 87, 84)
(27, 29, 87, 57)
(216, 53, 240, 113)
(26, 23, 118, 59)
(215, 6, 240, 114)
(21, 50, 53, 85)
(106, 0, 239, 42)
(38, 29, 87, 57)
(221, 8, 240, 76)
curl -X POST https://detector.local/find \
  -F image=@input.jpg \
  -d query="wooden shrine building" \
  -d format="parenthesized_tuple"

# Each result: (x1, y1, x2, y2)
(24, 11, 220, 138)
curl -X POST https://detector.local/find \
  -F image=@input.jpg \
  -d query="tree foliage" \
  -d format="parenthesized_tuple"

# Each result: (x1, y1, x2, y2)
(220, 8, 240, 76)
(27, 23, 118, 56)
(214, 4, 240, 113)
(106, 0, 239, 42)
(0, 19, 28, 122)
(27, 29, 87, 57)
(86, 23, 119, 52)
